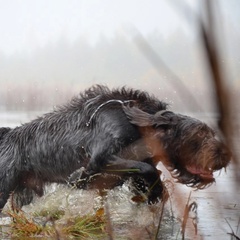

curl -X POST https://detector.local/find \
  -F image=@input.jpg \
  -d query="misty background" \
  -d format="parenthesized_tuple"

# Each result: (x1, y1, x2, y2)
(0, 0, 239, 113)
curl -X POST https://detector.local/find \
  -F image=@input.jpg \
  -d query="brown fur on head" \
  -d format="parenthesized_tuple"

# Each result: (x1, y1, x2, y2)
(123, 105, 231, 189)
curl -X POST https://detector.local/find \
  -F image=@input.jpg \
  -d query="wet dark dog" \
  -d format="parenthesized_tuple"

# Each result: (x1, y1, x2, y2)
(0, 85, 230, 210)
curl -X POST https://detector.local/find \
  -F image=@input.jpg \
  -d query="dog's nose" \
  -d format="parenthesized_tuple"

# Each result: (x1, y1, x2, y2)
(214, 146, 231, 169)
(223, 146, 230, 155)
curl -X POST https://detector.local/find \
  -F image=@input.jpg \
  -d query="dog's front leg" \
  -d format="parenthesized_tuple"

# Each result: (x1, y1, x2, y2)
(68, 152, 113, 189)
(103, 156, 165, 203)
(68, 155, 166, 204)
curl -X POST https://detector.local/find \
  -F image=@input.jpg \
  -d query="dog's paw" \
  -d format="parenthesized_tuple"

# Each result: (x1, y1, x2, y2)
(147, 183, 169, 204)
(147, 192, 162, 205)
(131, 191, 162, 205)
(68, 167, 89, 189)
(132, 177, 168, 204)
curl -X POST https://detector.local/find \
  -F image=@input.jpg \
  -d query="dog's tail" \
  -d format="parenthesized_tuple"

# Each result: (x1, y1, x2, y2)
(0, 127, 11, 140)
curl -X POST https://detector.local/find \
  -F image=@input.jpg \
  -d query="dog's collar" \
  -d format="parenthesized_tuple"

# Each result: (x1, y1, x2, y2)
(86, 99, 135, 127)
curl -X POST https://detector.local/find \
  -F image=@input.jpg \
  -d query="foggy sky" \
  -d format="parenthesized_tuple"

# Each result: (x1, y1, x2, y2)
(0, 0, 198, 55)
(0, 0, 239, 112)
(0, 0, 238, 56)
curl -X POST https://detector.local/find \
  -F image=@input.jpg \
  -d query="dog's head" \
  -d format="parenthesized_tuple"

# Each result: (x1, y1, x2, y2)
(123, 105, 231, 188)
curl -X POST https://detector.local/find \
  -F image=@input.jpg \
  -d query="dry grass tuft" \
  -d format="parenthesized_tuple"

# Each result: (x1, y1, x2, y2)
(4, 208, 106, 239)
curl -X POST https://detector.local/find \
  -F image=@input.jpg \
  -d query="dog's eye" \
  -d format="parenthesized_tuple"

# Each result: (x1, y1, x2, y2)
(197, 130, 205, 138)
(190, 140, 200, 151)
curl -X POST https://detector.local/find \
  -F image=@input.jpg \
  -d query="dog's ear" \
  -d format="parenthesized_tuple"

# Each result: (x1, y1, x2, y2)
(153, 111, 177, 127)
(122, 105, 153, 126)
(123, 105, 174, 127)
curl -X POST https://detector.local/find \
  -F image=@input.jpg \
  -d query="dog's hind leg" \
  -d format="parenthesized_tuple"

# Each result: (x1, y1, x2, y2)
(11, 187, 34, 210)
(0, 164, 20, 211)
(0, 167, 43, 211)
(0, 157, 36, 211)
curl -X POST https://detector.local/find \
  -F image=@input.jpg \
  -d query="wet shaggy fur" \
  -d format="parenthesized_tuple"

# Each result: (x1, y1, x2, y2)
(0, 85, 230, 210)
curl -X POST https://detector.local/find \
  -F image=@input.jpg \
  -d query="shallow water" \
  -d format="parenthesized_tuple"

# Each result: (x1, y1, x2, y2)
(167, 165, 240, 240)
(0, 111, 239, 239)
